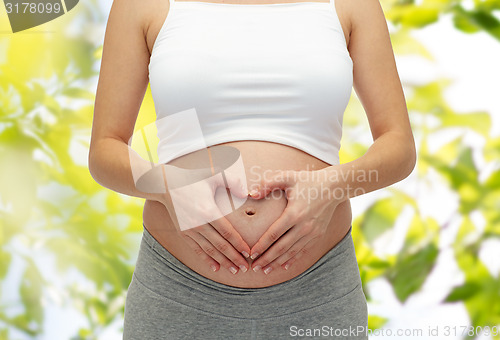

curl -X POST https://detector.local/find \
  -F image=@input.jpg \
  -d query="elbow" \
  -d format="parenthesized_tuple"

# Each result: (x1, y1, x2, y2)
(386, 129, 416, 181)
(402, 135, 417, 179)
(87, 143, 102, 186)
(88, 149, 97, 183)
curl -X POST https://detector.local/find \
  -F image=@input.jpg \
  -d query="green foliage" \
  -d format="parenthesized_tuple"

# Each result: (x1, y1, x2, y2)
(445, 217, 500, 335)
(388, 241, 439, 302)
(368, 314, 389, 331)
(384, 0, 500, 40)
(452, 5, 500, 41)
(0, 1, 144, 337)
(348, 2, 500, 338)
(1, 0, 499, 338)
(360, 196, 406, 245)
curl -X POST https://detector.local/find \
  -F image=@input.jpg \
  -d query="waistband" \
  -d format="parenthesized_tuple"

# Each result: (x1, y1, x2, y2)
(134, 224, 361, 319)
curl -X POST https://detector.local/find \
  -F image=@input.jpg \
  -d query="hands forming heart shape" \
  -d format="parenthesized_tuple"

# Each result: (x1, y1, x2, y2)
(158, 162, 344, 276)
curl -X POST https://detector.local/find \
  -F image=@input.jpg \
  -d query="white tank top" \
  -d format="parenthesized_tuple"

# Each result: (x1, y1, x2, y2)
(148, 0, 353, 165)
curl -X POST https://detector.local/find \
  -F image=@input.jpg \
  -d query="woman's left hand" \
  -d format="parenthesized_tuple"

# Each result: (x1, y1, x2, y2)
(248, 167, 346, 274)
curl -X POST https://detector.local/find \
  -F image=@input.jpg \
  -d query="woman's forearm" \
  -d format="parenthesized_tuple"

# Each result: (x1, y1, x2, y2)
(88, 137, 167, 203)
(328, 130, 416, 202)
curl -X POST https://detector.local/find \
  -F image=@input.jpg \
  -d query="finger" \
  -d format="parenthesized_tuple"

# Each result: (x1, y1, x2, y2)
(198, 225, 249, 273)
(281, 238, 318, 271)
(264, 233, 311, 272)
(250, 226, 302, 273)
(181, 232, 220, 272)
(250, 170, 295, 199)
(223, 171, 248, 199)
(191, 198, 251, 257)
(249, 205, 298, 259)
(210, 213, 251, 258)
(188, 229, 241, 274)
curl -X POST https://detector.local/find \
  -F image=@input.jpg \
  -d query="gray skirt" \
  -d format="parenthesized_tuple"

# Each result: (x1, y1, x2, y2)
(123, 225, 368, 339)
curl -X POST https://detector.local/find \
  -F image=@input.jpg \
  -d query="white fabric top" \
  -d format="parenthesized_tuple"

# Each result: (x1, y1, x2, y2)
(148, 0, 353, 165)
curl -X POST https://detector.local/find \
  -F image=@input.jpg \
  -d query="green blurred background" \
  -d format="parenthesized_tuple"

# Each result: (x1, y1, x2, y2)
(1, 0, 499, 339)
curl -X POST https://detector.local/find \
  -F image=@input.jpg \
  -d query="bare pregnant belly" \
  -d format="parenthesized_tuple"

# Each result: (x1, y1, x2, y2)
(142, 141, 352, 288)
(211, 177, 290, 248)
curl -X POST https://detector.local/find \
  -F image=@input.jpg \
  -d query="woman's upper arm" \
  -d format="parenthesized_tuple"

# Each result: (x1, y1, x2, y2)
(90, 0, 152, 149)
(346, 0, 413, 141)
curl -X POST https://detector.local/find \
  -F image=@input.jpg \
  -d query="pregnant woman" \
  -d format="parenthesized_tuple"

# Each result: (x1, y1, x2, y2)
(88, 0, 416, 338)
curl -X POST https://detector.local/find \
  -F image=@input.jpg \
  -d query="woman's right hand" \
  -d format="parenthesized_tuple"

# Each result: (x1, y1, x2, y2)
(159, 165, 251, 274)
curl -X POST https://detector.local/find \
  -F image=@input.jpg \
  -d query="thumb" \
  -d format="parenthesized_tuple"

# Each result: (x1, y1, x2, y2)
(224, 173, 248, 199)
(250, 170, 295, 199)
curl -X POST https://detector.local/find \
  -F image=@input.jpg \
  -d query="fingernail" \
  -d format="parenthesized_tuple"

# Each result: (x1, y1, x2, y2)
(250, 252, 259, 259)
(242, 251, 250, 258)
(253, 265, 262, 272)
(239, 265, 247, 273)
(284, 264, 290, 270)
(263, 267, 273, 275)
(229, 266, 238, 275)
(249, 189, 259, 197)
(210, 264, 217, 272)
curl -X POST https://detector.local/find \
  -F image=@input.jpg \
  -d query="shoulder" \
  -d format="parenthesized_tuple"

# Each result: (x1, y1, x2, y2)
(342, 0, 388, 35)
(108, 0, 164, 36)
(334, 0, 384, 48)
(337, 0, 392, 60)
